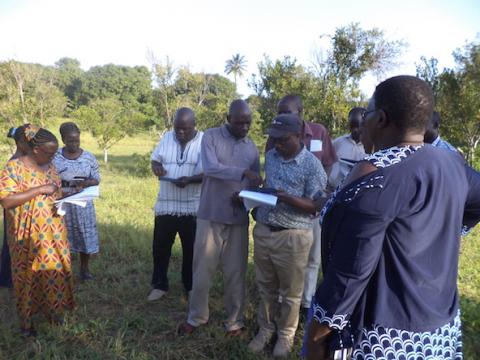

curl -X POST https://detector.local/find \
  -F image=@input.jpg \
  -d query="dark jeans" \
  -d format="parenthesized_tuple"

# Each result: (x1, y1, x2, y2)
(151, 215, 196, 292)
(0, 212, 12, 288)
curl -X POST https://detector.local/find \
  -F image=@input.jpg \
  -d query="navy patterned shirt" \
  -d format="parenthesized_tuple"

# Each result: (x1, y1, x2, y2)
(256, 147, 326, 229)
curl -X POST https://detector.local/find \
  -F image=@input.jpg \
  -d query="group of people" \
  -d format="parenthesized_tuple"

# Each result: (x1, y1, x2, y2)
(146, 75, 478, 360)
(0, 74, 478, 360)
(0, 123, 100, 336)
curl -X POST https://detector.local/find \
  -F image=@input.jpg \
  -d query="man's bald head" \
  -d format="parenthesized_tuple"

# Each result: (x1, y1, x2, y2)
(227, 99, 252, 139)
(228, 99, 251, 117)
(277, 95, 304, 119)
(174, 107, 195, 126)
(173, 107, 196, 144)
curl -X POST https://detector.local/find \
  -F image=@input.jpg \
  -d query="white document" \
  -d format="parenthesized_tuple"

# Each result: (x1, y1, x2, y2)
(239, 190, 277, 211)
(54, 186, 100, 216)
(310, 140, 323, 152)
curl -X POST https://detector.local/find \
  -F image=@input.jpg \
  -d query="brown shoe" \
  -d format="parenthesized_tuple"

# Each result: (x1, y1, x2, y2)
(177, 322, 196, 335)
(225, 327, 246, 338)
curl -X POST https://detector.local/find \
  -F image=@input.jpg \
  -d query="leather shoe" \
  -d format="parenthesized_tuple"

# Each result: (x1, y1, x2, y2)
(177, 322, 196, 335)
(225, 327, 245, 338)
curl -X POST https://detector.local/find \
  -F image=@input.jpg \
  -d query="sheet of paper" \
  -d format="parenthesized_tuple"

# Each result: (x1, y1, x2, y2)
(54, 186, 100, 215)
(239, 190, 278, 211)
(310, 140, 323, 152)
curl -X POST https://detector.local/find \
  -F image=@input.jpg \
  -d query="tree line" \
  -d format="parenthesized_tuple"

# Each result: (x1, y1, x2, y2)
(0, 23, 478, 163)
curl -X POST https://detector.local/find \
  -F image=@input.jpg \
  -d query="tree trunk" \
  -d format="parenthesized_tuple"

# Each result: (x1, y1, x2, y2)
(104, 149, 108, 163)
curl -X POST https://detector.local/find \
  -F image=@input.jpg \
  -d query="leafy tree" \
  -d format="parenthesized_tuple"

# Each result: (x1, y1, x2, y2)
(224, 54, 247, 88)
(437, 41, 480, 164)
(416, 56, 441, 102)
(0, 61, 67, 132)
(78, 64, 154, 117)
(54, 57, 84, 109)
(416, 39, 480, 164)
(250, 24, 403, 137)
(151, 56, 178, 128)
(72, 98, 146, 162)
(249, 56, 353, 136)
(318, 23, 406, 86)
(150, 56, 237, 130)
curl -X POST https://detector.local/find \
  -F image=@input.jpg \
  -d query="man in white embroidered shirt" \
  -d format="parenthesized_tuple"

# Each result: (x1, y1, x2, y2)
(148, 107, 203, 301)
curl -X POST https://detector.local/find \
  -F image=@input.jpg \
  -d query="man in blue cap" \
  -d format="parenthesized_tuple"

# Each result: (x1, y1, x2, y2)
(248, 114, 327, 358)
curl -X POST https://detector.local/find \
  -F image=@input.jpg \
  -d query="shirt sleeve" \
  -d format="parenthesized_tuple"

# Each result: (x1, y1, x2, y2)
(312, 185, 390, 329)
(151, 136, 165, 163)
(89, 153, 101, 182)
(250, 150, 260, 174)
(193, 137, 203, 175)
(201, 131, 246, 181)
(0, 161, 20, 200)
(463, 164, 480, 232)
(305, 158, 327, 199)
(319, 129, 338, 168)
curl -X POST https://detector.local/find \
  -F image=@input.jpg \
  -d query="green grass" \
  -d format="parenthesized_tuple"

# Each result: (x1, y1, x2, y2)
(0, 131, 479, 359)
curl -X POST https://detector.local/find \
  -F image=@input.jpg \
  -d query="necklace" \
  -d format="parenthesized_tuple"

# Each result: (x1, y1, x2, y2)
(176, 142, 190, 166)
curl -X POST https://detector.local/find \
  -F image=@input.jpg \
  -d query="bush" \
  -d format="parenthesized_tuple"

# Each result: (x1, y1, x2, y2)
(131, 152, 151, 177)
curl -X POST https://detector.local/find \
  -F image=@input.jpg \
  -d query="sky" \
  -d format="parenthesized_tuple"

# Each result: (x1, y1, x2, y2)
(0, 0, 478, 97)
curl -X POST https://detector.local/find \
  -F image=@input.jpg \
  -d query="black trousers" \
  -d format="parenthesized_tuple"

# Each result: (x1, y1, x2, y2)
(0, 211, 12, 288)
(151, 215, 196, 292)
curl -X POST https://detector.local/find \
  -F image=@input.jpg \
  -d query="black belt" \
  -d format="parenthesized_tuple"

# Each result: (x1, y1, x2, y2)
(267, 225, 291, 232)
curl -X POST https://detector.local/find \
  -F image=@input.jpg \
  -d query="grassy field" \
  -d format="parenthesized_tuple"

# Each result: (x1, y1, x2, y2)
(0, 130, 479, 359)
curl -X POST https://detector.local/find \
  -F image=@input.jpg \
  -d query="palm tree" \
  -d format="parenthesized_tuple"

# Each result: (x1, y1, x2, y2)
(224, 54, 247, 88)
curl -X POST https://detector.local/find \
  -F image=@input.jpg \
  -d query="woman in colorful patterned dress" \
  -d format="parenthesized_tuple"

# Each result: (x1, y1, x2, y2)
(53, 122, 100, 280)
(0, 125, 75, 336)
(0, 125, 30, 288)
(305, 76, 480, 359)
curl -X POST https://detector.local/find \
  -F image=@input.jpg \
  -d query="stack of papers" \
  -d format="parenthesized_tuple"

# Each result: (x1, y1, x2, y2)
(54, 186, 100, 216)
(239, 190, 278, 211)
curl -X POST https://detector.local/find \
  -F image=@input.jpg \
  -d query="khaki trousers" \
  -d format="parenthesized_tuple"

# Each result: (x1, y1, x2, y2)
(187, 219, 249, 331)
(253, 222, 313, 340)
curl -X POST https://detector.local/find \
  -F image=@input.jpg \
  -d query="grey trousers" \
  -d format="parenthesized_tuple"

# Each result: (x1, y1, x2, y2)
(187, 219, 249, 331)
(302, 220, 321, 308)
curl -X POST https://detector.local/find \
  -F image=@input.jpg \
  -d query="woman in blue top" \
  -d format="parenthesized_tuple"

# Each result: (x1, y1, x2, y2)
(305, 76, 480, 360)
(53, 122, 100, 281)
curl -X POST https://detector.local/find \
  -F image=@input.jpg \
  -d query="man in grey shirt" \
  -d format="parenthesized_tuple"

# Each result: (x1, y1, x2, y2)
(178, 100, 261, 336)
(248, 114, 326, 358)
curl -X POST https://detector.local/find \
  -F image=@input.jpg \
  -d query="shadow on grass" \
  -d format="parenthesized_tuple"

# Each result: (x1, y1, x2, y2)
(2, 218, 477, 359)
(0, 221, 304, 360)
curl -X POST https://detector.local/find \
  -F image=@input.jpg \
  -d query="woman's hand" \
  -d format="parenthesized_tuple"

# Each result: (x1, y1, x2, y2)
(38, 184, 58, 196)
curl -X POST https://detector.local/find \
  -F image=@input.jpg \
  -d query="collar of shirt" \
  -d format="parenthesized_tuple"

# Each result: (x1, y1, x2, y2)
(272, 145, 308, 164)
(302, 120, 314, 140)
(432, 136, 441, 147)
(346, 134, 363, 146)
(220, 124, 249, 143)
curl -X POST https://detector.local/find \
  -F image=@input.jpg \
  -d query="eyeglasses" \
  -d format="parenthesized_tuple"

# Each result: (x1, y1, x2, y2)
(362, 110, 377, 121)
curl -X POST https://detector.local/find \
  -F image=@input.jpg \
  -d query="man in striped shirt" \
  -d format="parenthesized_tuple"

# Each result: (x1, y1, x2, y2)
(148, 107, 203, 301)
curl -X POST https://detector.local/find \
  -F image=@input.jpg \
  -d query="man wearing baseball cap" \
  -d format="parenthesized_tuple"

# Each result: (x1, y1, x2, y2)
(248, 114, 327, 357)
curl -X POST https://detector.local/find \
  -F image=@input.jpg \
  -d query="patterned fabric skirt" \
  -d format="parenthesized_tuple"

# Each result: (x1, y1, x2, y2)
(9, 236, 75, 329)
(63, 201, 99, 254)
(353, 312, 462, 360)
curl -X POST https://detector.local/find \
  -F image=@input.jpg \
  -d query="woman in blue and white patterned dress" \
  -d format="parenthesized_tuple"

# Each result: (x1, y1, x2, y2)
(53, 122, 100, 281)
(305, 76, 480, 360)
